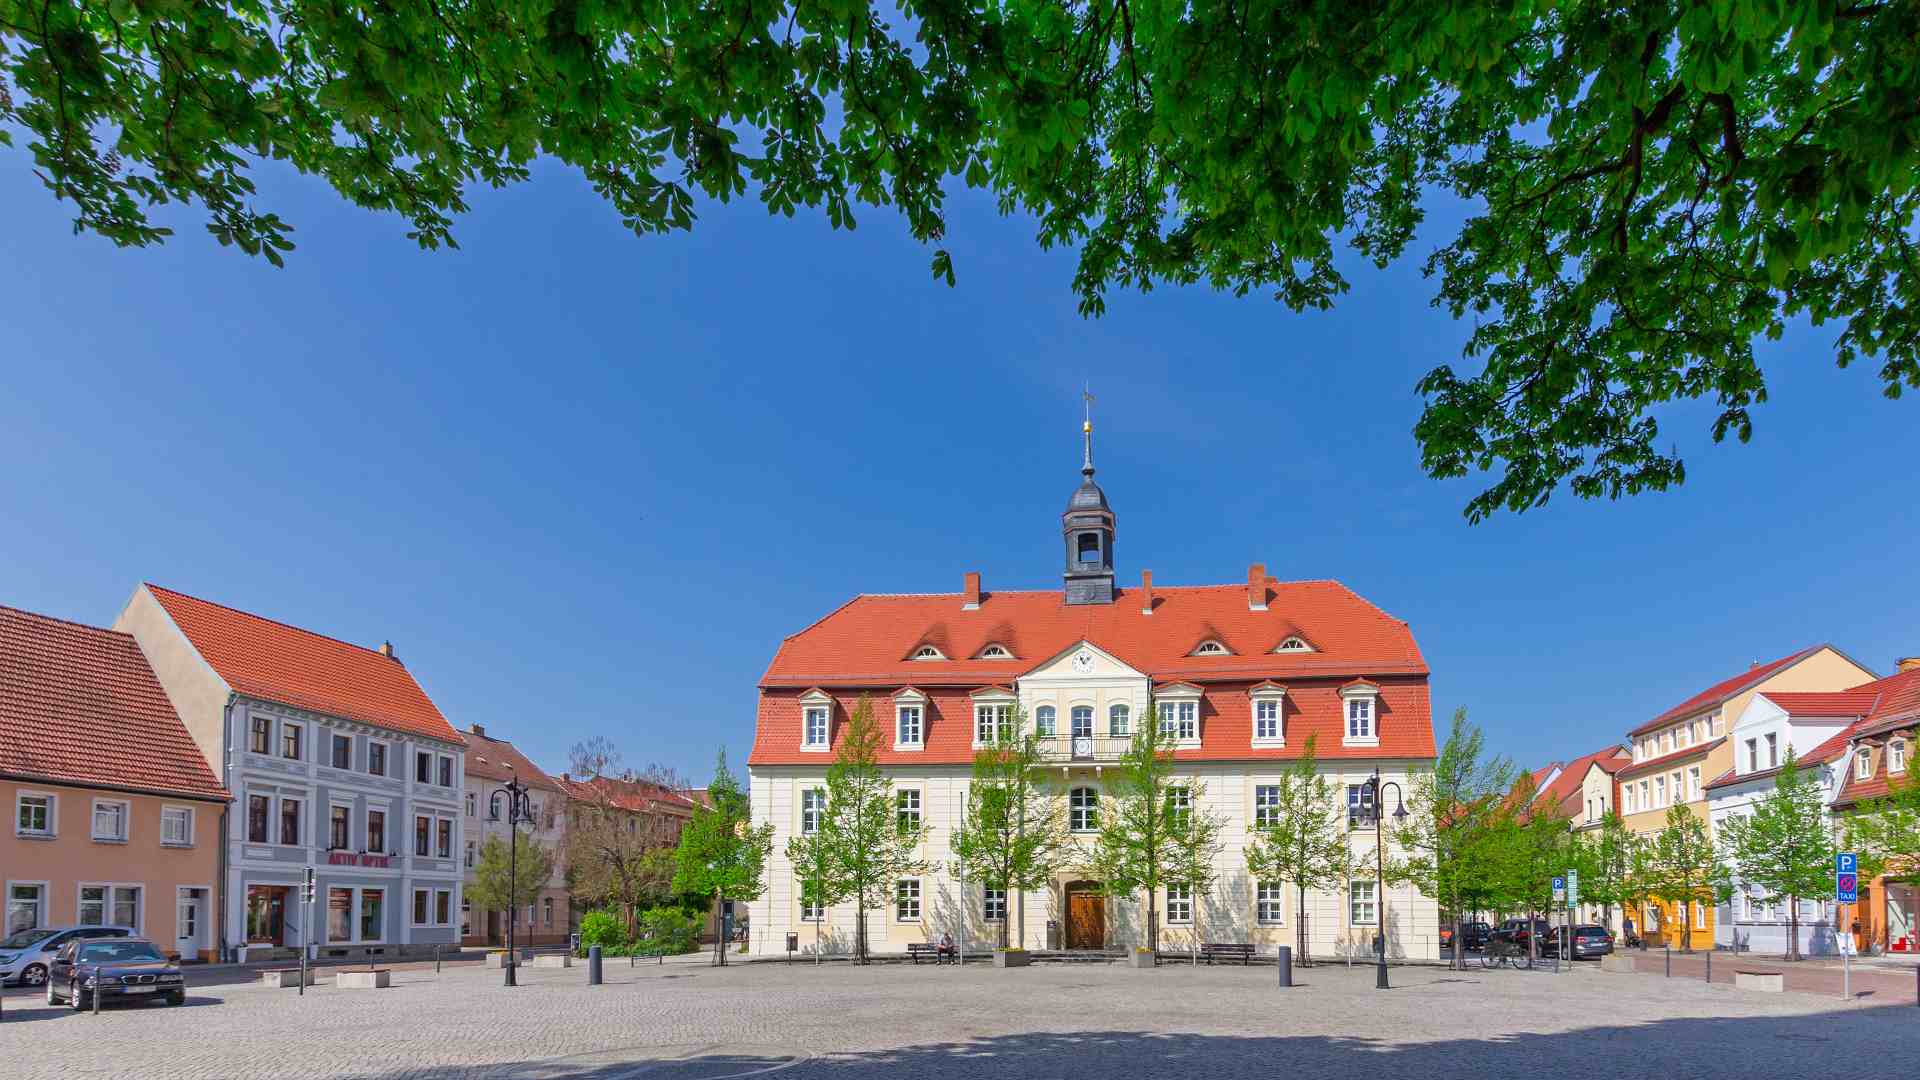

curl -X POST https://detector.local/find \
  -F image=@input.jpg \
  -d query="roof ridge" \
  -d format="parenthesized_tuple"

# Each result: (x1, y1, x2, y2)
(849, 578, 1366, 600)
(0, 603, 129, 640)
(146, 583, 395, 660)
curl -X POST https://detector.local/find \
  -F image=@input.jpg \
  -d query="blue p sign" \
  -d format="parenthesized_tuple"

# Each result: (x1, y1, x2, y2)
(1837, 852, 1857, 875)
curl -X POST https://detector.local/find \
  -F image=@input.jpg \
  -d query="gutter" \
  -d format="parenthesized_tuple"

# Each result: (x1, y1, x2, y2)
(217, 691, 235, 962)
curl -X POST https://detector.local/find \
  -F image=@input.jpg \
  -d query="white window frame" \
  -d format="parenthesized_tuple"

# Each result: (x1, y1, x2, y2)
(1166, 883, 1193, 925)
(895, 878, 921, 922)
(411, 887, 434, 928)
(281, 718, 305, 762)
(1251, 687, 1286, 748)
(982, 887, 1007, 922)
(1253, 784, 1281, 828)
(893, 690, 926, 751)
(1256, 882, 1285, 925)
(800, 690, 833, 752)
(1190, 639, 1230, 656)
(1687, 766, 1702, 802)
(1625, 784, 1638, 813)
(971, 692, 1014, 747)
(1856, 749, 1873, 781)
(799, 788, 826, 835)
(1765, 732, 1779, 769)
(6, 881, 49, 934)
(90, 798, 131, 843)
(1273, 636, 1313, 653)
(437, 754, 455, 788)
(1890, 739, 1908, 774)
(1108, 703, 1131, 737)
(1069, 787, 1100, 833)
(1035, 705, 1057, 738)
(14, 790, 55, 839)
(909, 645, 946, 661)
(976, 644, 1013, 659)
(159, 805, 194, 848)
(465, 792, 476, 817)
(78, 882, 143, 933)
(1348, 879, 1378, 927)
(1155, 687, 1202, 746)
(366, 738, 390, 777)
(895, 788, 922, 834)
(800, 899, 824, 922)
(1341, 684, 1380, 747)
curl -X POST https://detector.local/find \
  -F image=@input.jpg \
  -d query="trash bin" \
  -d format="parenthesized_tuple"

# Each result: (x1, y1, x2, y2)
(1047, 920, 1061, 950)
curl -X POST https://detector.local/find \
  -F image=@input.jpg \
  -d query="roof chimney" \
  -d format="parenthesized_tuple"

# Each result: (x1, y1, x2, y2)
(1900, 657, 1920, 673)
(1140, 570, 1155, 615)
(469, 723, 486, 737)
(1247, 563, 1268, 612)
(962, 572, 982, 611)
(379, 640, 397, 660)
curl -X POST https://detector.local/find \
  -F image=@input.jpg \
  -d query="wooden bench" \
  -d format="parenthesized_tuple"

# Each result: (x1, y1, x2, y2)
(1200, 943, 1256, 966)
(906, 942, 954, 965)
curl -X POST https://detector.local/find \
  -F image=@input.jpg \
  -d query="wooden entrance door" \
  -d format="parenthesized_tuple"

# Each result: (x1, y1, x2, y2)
(1066, 885, 1104, 949)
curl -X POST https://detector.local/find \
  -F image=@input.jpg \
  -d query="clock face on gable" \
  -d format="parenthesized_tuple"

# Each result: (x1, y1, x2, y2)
(1072, 650, 1096, 674)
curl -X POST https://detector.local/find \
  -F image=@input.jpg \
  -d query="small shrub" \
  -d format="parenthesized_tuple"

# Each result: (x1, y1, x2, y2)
(635, 906, 702, 955)
(578, 910, 629, 955)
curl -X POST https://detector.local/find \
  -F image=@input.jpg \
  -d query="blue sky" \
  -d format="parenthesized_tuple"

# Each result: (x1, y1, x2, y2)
(4, 157, 1917, 784)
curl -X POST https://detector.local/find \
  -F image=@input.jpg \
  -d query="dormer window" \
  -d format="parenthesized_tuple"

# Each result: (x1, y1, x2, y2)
(976, 644, 1014, 660)
(1274, 637, 1313, 653)
(910, 645, 947, 661)
(1190, 639, 1231, 657)
(1153, 685, 1202, 745)
(799, 690, 833, 751)
(1250, 683, 1286, 748)
(1856, 748, 1873, 781)
(1891, 739, 1909, 774)
(1340, 680, 1381, 747)
(894, 689, 926, 751)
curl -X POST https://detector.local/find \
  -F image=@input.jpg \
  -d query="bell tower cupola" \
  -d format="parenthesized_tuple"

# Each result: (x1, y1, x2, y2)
(1062, 396, 1116, 605)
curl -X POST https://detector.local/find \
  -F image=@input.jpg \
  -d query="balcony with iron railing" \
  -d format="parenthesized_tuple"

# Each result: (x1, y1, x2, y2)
(1033, 734, 1138, 764)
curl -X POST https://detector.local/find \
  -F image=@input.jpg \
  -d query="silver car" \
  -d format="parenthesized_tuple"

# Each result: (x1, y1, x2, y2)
(0, 926, 131, 987)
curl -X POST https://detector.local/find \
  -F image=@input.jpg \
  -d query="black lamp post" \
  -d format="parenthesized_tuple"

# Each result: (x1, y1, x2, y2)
(494, 770, 533, 987)
(1364, 768, 1408, 990)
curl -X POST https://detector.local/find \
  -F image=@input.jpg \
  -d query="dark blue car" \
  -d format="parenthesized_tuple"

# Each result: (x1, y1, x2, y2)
(45, 937, 186, 1009)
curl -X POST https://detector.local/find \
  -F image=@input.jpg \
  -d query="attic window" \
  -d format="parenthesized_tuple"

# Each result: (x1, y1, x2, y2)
(1190, 640, 1231, 657)
(1274, 637, 1314, 653)
(977, 644, 1013, 660)
(910, 645, 947, 661)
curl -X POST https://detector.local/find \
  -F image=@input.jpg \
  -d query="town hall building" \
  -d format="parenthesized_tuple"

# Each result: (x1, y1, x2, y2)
(746, 423, 1440, 959)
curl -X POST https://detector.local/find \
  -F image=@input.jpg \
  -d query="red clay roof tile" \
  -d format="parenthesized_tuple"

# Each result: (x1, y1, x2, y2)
(1627, 645, 1833, 737)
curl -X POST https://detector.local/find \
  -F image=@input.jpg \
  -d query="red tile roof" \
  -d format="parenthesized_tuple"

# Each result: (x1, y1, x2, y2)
(1614, 736, 1726, 781)
(0, 604, 226, 801)
(759, 579, 1427, 688)
(1761, 690, 1881, 719)
(1627, 645, 1833, 737)
(1825, 666, 1920, 808)
(752, 577, 1432, 767)
(460, 727, 564, 792)
(1530, 746, 1632, 819)
(147, 584, 459, 744)
(556, 774, 699, 815)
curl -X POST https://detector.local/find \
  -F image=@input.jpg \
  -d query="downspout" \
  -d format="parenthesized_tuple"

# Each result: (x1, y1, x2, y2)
(217, 692, 237, 962)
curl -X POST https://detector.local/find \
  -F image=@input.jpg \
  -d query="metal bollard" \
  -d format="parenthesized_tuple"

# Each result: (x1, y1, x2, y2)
(1664, 945, 1671, 977)
(1704, 947, 1711, 985)
(589, 946, 603, 986)
(435, 945, 442, 975)
(92, 981, 102, 1016)
(1276, 945, 1293, 988)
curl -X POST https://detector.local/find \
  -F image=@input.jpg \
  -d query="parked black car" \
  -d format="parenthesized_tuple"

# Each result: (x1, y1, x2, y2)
(1490, 918, 1552, 952)
(45, 937, 185, 1009)
(1442, 921, 1493, 951)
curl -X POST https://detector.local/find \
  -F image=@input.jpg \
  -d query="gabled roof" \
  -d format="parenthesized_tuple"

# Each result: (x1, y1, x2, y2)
(1628, 645, 1838, 737)
(1759, 689, 1881, 719)
(1615, 736, 1727, 781)
(1528, 746, 1631, 819)
(556, 773, 699, 815)
(0, 604, 226, 801)
(146, 584, 459, 744)
(759, 578, 1426, 688)
(460, 726, 564, 792)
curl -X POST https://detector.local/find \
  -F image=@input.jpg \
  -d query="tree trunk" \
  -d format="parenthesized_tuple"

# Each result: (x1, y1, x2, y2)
(856, 898, 869, 965)
(1787, 896, 1799, 962)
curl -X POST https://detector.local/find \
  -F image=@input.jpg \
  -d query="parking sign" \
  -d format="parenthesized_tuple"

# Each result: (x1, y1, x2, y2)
(1552, 875, 1566, 903)
(1836, 852, 1859, 904)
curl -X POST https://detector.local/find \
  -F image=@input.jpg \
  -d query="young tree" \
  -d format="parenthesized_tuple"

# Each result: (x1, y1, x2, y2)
(1717, 751, 1837, 961)
(673, 750, 774, 966)
(466, 831, 555, 940)
(784, 808, 836, 965)
(1845, 761, 1920, 884)
(1499, 789, 1575, 962)
(563, 739, 689, 937)
(1573, 811, 1640, 934)
(1389, 708, 1514, 968)
(1645, 803, 1730, 953)
(806, 695, 928, 964)
(1163, 776, 1227, 960)
(949, 715, 1067, 948)
(1085, 703, 1226, 957)
(1245, 735, 1350, 962)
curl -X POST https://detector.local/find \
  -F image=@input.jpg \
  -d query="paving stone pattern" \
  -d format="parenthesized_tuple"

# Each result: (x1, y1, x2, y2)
(3, 955, 1914, 1079)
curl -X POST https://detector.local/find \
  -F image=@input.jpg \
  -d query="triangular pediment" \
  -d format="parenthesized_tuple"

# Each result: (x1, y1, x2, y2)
(1022, 639, 1144, 681)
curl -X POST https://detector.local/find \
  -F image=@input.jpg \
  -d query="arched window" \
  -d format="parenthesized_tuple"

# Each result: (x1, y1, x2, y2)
(1856, 748, 1873, 781)
(1891, 739, 1909, 774)
(977, 643, 1013, 659)
(1071, 706, 1094, 738)
(1275, 637, 1313, 653)
(1191, 639, 1230, 656)
(911, 645, 946, 660)
(1109, 704, 1131, 737)
(1035, 705, 1057, 737)
(1069, 787, 1100, 832)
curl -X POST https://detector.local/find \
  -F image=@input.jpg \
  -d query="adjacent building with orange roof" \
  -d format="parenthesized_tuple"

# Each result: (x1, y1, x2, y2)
(115, 584, 467, 963)
(459, 723, 573, 947)
(747, 424, 1439, 958)
(1825, 659, 1920, 955)
(1, 604, 228, 977)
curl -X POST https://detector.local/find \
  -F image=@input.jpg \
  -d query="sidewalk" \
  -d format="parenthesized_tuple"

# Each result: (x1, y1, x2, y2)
(1619, 947, 1920, 1002)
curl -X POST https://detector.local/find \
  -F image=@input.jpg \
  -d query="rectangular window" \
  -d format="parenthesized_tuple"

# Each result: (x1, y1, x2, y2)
(368, 809, 386, 853)
(416, 752, 432, 784)
(436, 890, 452, 926)
(247, 794, 269, 843)
(544, 897, 554, 926)
(413, 889, 430, 926)
(800, 900, 823, 922)
(803, 706, 829, 747)
(367, 742, 387, 777)
(1347, 783, 1375, 826)
(800, 789, 825, 834)
(15, 792, 52, 837)
(974, 704, 1009, 744)
(1687, 766, 1702, 802)
(1638, 779, 1650, 808)
(1177, 701, 1197, 740)
(1071, 706, 1094, 738)
(81, 885, 141, 930)
(1109, 704, 1131, 737)
(1765, 733, 1778, 769)
(1349, 880, 1377, 926)
(465, 839, 477, 869)
(1254, 785, 1281, 828)
(279, 798, 302, 846)
(1747, 739, 1759, 772)
(250, 714, 271, 755)
(415, 815, 431, 856)
(982, 887, 1007, 922)
(327, 887, 353, 941)
(1654, 775, 1667, 808)
(360, 889, 384, 942)
(1347, 698, 1374, 739)
(331, 734, 352, 770)
(6, 883, 46, 934)
(438, 756, 453, 788)
(281, 722, 303, 761)
(895, 879, 921, 922)
(437, 818, 453, 858)
(1256, 882, 1284, 925)
(896, 706, 922, 746)
(1035, 706, 1057, 737)
(1166, 883, 1193, 925)
(330, 805, 351, 850)
(1892, 740, 1909, 774)
(896, 789, 921, 834)
(92, 800, 129, 842)
(1255, 698, 1280, 741)
(1165, 786, 1192, 826)
(1857, 749, 1872, 780)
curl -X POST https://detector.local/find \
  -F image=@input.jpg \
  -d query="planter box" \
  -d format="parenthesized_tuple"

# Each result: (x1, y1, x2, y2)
(1126, 950, 1156, 969)
(992, 950, 1031, 968)
(337, 969, 391, 989)
(259, 968, 314, 988)
(1734, 971, 1784, 993)
(1600, 955, 1636, 974)
(531, 954, 572, 969)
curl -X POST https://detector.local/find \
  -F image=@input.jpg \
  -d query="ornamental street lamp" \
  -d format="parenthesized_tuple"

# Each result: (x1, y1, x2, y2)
(1363, 769, 1407, 990)
(493, 769, 534, 987)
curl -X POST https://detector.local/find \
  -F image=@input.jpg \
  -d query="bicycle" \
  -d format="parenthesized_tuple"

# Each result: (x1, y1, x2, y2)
(1480, 938, 1536, 970)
